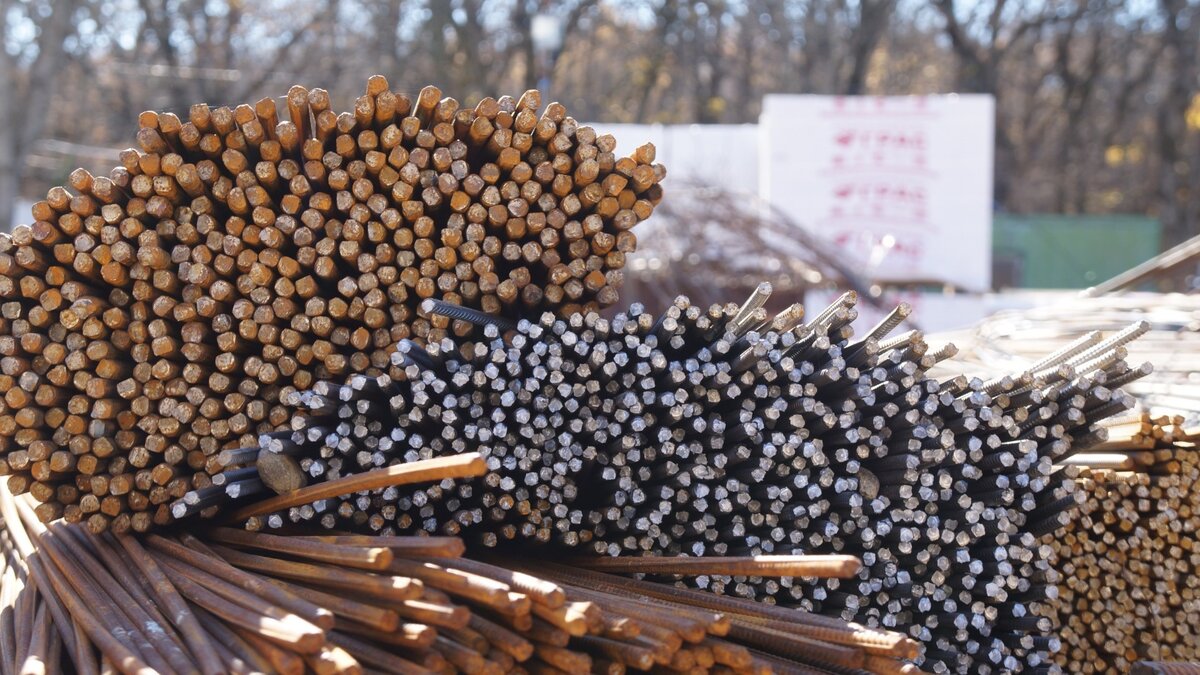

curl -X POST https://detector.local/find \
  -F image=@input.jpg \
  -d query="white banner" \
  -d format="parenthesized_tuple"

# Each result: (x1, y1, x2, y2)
(760, 95, 994, 292)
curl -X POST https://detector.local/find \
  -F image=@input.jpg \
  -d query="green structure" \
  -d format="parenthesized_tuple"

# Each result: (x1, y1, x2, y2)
(992, 214, 1161, 289)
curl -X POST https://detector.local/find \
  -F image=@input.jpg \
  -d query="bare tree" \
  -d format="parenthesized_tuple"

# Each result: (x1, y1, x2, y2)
(931, 0, 1065, 206)
(127, 0, 336, 110)
(1153, 0, 1200, 246)
(843, 0, 898, 95)
(1, 0, 1198, 248)
(0, 0, 85, 230)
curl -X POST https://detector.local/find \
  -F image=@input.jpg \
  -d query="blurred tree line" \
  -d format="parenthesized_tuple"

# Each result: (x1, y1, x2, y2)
(2, 0, 1199, 247)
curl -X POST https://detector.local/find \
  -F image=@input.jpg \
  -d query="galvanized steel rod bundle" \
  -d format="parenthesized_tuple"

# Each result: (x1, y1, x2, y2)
(935, 293, 1200, 420)
(182, 284, 1147, 673)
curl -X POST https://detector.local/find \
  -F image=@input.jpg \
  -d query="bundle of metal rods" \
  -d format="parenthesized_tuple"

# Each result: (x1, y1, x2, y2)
(0, 485, 921, 675)
(1132, 663, 1200, 675)
(187, 285, 1150, 673)
(933, 293, 1200, 420)
(1045, 416, 1200, 673)
(0, 74, 664, 533)
(1054, 410, 1177, 471)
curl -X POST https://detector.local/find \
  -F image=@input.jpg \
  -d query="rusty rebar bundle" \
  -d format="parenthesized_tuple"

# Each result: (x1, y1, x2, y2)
(1047, 416, 1200, 673)
(0, 479, 918, 675)
(0, 75, 664, 533)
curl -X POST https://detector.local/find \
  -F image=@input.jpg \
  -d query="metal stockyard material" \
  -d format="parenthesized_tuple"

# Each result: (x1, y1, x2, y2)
(0, 68, 1175, 674)
(616, 184, 882, 313)
(933, 293, 1200, 419)
(931, 294, 1200, 674)
(1132, 663, 1200, 675)
(0, 480, 919, 675)
(0, 75, 664, 534)
(183, 285, 1148, 674)
(1048, 416, 1200, 674)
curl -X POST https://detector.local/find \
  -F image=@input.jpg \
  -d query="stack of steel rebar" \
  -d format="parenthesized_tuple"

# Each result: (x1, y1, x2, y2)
(0, 70, 1181, 675)
(1045, 415, 1200, 673)
(615, 184, 879, 314)
(934, 293, 1200, 420)
(0, 75, 663, 533)
(932, 297, 1200, 674)
(1132, 663, 1200, 675)
(180, 285, 1149, 673)
(0, 479, 920, 675)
